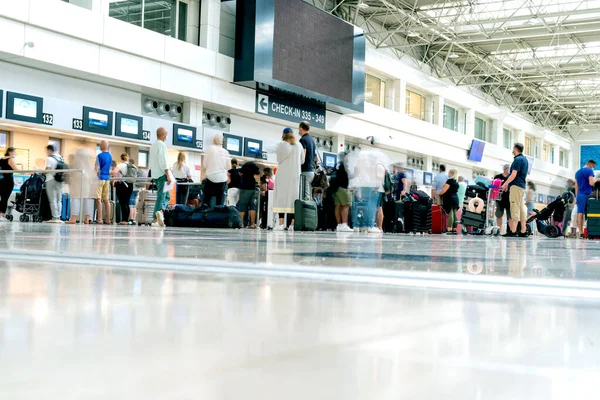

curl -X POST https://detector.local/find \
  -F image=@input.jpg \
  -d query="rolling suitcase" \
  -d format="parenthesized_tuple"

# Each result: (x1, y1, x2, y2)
(587, 193, 600, 239)
(137, 189, 157, 226)
(383, 201, 404, 233)
(294, 176, 318, 231)
(60, 193, 70, 221)
(431, 204, 447, 234)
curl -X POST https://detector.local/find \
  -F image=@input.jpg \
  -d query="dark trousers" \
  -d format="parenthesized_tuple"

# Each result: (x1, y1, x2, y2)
(0, 179, 13, 214)
(203, 180, 227, 209)
(260, 194, 268, 229)
(115, 182, 133, 222)
(176, 179, 190, 205)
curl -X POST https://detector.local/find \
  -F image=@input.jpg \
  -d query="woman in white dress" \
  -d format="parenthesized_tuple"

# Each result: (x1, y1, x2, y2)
(273, 128, 305, 231)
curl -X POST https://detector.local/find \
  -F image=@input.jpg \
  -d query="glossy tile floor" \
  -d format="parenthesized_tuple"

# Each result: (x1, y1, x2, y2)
(1, 223, 600, 399)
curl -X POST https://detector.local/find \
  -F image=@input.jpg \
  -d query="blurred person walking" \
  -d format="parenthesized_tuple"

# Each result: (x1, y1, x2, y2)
(273, 128, 304, 231)
(149, 127, 172, 227)
(525, 181, 537, 233)
(66, 148, 96, 224)
(0, 147, 18, 222)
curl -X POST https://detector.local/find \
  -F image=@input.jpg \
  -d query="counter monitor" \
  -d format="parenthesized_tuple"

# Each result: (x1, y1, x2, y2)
(6, 92, 44, 124)
(115, 113, 143, 140)
(83, 106, 113, 135)
(173, 123, 197, 149)
(224, 133, 243, 156)
(244, 138, 263, 158)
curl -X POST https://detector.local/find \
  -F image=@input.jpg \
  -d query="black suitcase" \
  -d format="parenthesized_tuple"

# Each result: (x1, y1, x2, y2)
(403, 199, 432, 233)
(383, 201, 404, 233)
(204, 205, 243, 229)
(294, 175, 318, 231)
(587, 195, 600, 239)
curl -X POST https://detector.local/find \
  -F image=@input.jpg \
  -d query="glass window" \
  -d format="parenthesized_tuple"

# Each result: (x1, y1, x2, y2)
(503, 128, 512, 149)
(551, 147, 555, 164)
(109, 1, 143, 27)
(524, 136, 532, 156)
(62, 0, 93, 9)
(443, 105, 458, 132)
(365, 75, 385, 107)
(178, 1, 188, 42)
(542, 144, 551, 162)
(560, 150, 568, 167)
(144, 0, 177, 37)
(138, 150, 149, 168)
(109, 0, 188, 40)
(474, 117, 487, 141)
(406, 90, 425, 120)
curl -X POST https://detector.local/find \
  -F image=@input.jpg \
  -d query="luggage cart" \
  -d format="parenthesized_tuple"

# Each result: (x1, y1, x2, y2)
(460, 183, 500, 236)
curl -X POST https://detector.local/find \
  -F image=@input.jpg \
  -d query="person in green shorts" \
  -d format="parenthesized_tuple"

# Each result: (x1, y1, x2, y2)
(331, 156, 353, 232)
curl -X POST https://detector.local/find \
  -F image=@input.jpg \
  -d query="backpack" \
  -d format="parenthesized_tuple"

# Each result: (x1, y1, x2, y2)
(124, 162, 138, 179)
(383, 170, 393, 194)
(52, 155, 69, 183)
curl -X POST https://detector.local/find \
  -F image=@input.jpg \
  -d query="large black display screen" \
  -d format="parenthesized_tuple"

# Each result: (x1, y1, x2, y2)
(272, 0, 353, 103)
(234, 0, 365, 114)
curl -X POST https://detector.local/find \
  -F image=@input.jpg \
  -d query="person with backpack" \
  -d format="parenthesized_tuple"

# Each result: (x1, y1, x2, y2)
(94, 140, 113, 224)
(45, 144, 66, 224)
(113, 153, 137, 225)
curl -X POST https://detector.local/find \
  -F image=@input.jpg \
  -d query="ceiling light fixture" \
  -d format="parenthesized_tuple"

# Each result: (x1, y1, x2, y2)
(584, 128, 590, 132)
(407, 31, 420, 38)
(568, 120, 575, 125)
(552, 111, 560, 115)
(358, 1, 369, 9)
(448, 53, 459, 59)
(508, 86, 517, 91)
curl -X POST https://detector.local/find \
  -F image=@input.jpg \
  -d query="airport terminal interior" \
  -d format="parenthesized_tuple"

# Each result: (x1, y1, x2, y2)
(1, 0, 600, 398)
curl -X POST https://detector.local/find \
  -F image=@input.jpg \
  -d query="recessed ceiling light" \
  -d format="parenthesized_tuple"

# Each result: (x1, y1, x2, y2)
(448, 53, 459, 59)
(568, 120, 575, 125)
(508, 86, 517, 91)
(552, 111, 560, 115)
(358, 1, 370, 9)
(407, 31, 420, 38)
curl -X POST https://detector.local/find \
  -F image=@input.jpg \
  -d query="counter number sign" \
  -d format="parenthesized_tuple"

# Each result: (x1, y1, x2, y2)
(72, 118, 83, 131)
(42, 113, 54, 126)
(142, 130, 151, 141)
(196, 140, 203, 150)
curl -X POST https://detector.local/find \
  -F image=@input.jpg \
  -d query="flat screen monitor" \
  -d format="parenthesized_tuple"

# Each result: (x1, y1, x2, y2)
(468, 139, 486, 162)
(6, 91, 44, 124)
(244, 138, 263, 158)
(323, 152, 337, 168)
(173, 123, 197, 149)
(115, 113, 143, 140)
(83, 106, 113, 135)
(526, 156, 535, 174)
(223, 133, 243, 156)
(423, 172, 433, 186)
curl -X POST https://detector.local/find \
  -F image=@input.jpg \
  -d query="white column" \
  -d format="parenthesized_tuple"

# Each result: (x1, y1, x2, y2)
(200, 0, 221, 51)
(553, 145, 560, 165)
(465, 109, 475, 138)
(398, 79, 407, 115)
(516, 129, 525, 144)
(187, 0, 201, 45)
(424, 155, 433, 172)
(183, 100, 203, 125)
(433, 95, 444, 127)
(384, 79, 395, 111)
(333, 134, 346, 155)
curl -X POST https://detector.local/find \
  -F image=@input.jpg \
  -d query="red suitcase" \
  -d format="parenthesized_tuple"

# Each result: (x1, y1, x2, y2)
(431, 204, 447, 234)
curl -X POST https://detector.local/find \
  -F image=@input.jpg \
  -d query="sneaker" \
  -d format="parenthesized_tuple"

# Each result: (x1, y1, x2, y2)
(151, 221, 163, 228)
(288, 225, 294, 232)
(155, 211, 165, 227)
(518, 231, 530, 238)
(273, 224, 286, 231)
(337, 224, 353, 233)
(368, 227, 382, 234)
(0, 216, 7, 222)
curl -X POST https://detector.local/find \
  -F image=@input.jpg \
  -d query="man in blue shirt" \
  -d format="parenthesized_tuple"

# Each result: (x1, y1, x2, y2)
(94, 140, 113, 224)
(299, 121, 316, 200)
(432, 165, 448, 206)
(575, 159, 598, 236)
(394, 166, 408, 200)
(501, 143, 529, 237)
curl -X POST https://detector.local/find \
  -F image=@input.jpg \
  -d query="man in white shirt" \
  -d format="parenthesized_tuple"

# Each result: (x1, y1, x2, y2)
(149, 127, 172, 227)
(203, 133, 231, 208)
(45, 144, 64, 224)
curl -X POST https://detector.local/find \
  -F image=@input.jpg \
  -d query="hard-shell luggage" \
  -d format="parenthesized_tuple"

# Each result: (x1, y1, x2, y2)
(137, 189, 157, 226)
(587, 194, 600, 239)
(383, 201, 404, 233)
(431, 204, 447, 234)
(60, 193, 70, 221)
(317, 191, 337, 231)
(294, 199, 318, 231)
(403, 198, 432, 234)
(294, 175, 318, 232)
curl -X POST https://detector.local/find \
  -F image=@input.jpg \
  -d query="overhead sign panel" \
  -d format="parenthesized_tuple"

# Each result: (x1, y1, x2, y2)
(255, 91, 326, 129)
